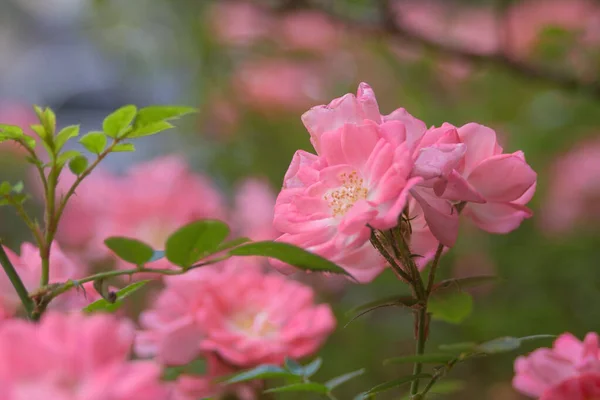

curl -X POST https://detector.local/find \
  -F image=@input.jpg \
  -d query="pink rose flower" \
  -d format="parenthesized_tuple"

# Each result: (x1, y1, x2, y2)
(136, 260, 335, 368)
(513, 332, 600, 399)
(0, 312, 169, 399)
(208, 1, 272, 46)
(0, 243, 87, 318)
(278, 11, 339, 53)
(232, 178, 279, 241)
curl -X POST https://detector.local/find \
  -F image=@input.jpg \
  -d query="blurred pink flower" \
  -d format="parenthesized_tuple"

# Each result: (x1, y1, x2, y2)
(278, 11, 339, 53)
(172, 355, 257, 400)
(136, 259, 335, 367)
(0, 101, 37, 154)
(232, 178, 278, 241)
(235, 60, 326, 113)
(513, 332, 600, 399)
(541, 138, 600, 234)
(209, 1, 272, 46)
(505, 0, 600, 60)
(0, 243, 88, 319)
(0, 312, 169, 400)
(438, 123, 537, 233)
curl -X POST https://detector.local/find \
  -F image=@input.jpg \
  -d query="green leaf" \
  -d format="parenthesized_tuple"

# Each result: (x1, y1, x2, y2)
(438, 342, 478, 353)
(134, 105, 196, 127)
(55, 125, 80, 151)
(230, 241, 350, 276)
(213, 237, 252, 253)
(432, 276, 500, 293)
(0, 124, 24, 138)
(345, 295, 418, 327)
(476, 335, 555, 354)
(399, 380, 465, 399)
(325, 368, 365, 390)
(79, 131, 107, 154)
(43, 107, 56, 135)
(69, 155, 88, 175)
(383, 353, 456, 365)
(83, 280, 151, 313)
(364, 373, 432, 395)
(165, 220, 230, 268)
(302, 358, 323, 378)
(0, 182, 12, 195)
(163, 358, 207, 381)
(223, 365, 297, 384)
(284, 358, 304, 376)
(126, 121, 174, 138)
(111, 143, 135, 152)
(428, 290, 473, 324)
(264, 383, 329, 395)
(104, 237, 155, 265)
(30, 124, 46, 140)
(56, 150, 82, 167)
(11, 181, 24, 193)
(103, 105, 137, 138)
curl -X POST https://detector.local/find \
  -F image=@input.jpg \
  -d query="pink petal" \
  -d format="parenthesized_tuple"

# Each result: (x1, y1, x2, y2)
(465, 202, 533, 233)
(456, 123, 501, 175)
(383, 107, 427, 150)
(341, 122, 381, 168)
(357, 82, 382, 123)
(413, 143, 466, 181)
(410, 188, 459, 247)
(434, 170, 486, 203)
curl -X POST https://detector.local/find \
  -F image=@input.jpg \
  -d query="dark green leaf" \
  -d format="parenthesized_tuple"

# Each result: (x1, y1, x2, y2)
(383, 353, 456, 365)
(56, 150, 82, 167)
(112, 143, 135, 152)
(364, 373, 432, 395)
(104, 237, 155, 265)
(134, 105, 196, 127)
(213, 237, 252, 253)
(264, 383, 329, 394)
(223, 365, 296, 384)
(83, 280, 151, 313)
(325, 368, 365, 390)
(55, 125, 80, 151)
(103, 105, 137, 138)
(230, 241, 350, 276)
(347, 295, 417, 316)
(165, 220, 230, 268)
(432, 276, 500, 293)
(428, 291, 473, 324)
(127, 121, 174, 138)
(302, 358, 323, 378)
(69, 155, 88, 175)
(79, 131, 107, 154)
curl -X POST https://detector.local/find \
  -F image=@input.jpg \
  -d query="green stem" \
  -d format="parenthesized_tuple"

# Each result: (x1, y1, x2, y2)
(0, 243, 35, 318)
(426, 243, 444, 296)
(410, 306, 428, 395)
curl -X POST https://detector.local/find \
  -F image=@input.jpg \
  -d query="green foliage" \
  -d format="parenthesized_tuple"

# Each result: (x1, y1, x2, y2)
(345, 295, 418, 326)
(103, 105, 137, 138)
(134, 105, 196, 127)
(223, 365, 298, 384)
(104, 237, 155, 265)
(165, 220, 230, 268)
(68, 155, 88, 175)
(55, 125, 80, 152)
(83, 280, 151, 313)
(111, 143, 135, 152)
(230, 241, 351, 276)
(362, 373, 432, 396)
(162, 358, 207, 381)
(79, 131, 107, 154)
(127, 121, 174, 138)
(428, 290, 473, 324)
(325, 369, 366, 390)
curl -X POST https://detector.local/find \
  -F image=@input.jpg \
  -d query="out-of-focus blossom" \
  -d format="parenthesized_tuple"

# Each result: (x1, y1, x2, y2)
(278, 11, 339, 53)
(0, 102, 37, 154)
(0, 243, 87, 319)
(235, 60, 326, 113)
(541, 138, 600, 234)
(505, 0, 600, 60)
(209, 1, 272, 46)
(136, 259, 335, 367)
(393, 0, 499, 55)
(172, 355, 257, 400)
(0, 312, 169, 399)
(232, 178, 278, 241)
(513, 332, 600, 399)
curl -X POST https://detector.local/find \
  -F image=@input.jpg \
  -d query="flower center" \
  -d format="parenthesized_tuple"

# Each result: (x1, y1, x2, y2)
(324, 171, 368, 217)
(230, 310, 278, 338)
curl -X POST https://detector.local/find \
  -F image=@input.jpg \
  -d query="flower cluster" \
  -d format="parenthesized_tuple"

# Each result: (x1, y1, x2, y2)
(274, 82, 537, 282)
(0, 312, 169, 400)
(513, 332, 600, 399)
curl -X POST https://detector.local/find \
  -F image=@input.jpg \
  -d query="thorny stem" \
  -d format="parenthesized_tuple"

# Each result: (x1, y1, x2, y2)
(410, 306, 429, 395)
(369, 229, 413, 283)
(426, 243, 445, 296)
(0, 243, 35, 319)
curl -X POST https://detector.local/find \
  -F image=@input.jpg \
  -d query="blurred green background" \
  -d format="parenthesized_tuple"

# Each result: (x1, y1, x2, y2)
(1, 0, 600, 398)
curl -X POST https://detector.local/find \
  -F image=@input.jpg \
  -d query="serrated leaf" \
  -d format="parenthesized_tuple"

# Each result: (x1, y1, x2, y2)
(104, 237, 155, 265)
(134, 105, 196, 127)
(126, 121, 174, 138)
(103, 105, 137, 138)
(223, 365, 297, 384)
(55, 125, 80, 151)
(112, 143, 135, 152)
(383, 353, 456, 365)
(69, 155, 88, 175)
(165, 220, 230, 268)
(302, 358, 323, 378)
(83, 280, 151, 313)
(264, 383, 329, 394)
(325, 368, 365, 390)
(56, 150, 82, 167)
(230, 241, 350, 276)
(428, 290, 473, 324)
(79, 131, 107, 154)
(364, 373, 432, 395)
(432, 276, 500, 293)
